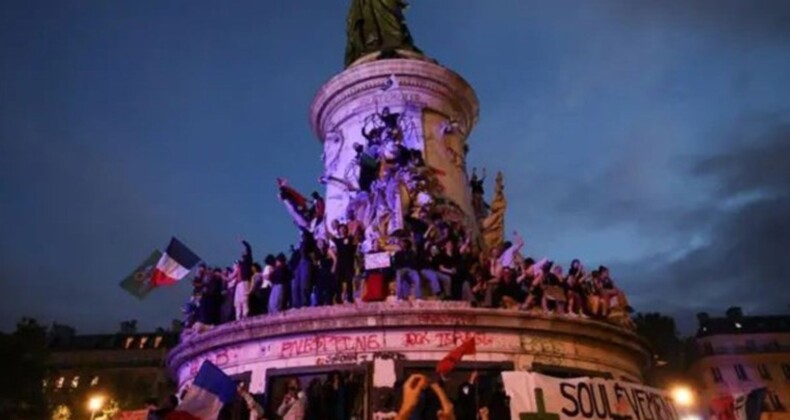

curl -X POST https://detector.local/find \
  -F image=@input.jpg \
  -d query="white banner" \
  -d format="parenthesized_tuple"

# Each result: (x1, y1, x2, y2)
(502, 371, 680, 420)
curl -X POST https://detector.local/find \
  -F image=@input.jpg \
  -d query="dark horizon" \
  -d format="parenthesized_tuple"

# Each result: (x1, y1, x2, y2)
(2, 0, 789, 335)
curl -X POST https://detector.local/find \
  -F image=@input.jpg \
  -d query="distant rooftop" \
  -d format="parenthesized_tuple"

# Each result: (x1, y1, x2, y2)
(696, 307, 790, 337)
(48, 332, 179, 351)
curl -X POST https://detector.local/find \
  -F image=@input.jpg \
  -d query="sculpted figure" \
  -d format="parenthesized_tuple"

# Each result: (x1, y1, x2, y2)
(345, 0, 422, 66)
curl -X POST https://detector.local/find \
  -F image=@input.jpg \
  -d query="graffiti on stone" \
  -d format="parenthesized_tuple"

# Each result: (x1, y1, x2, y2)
(187, 347, 240, 376)
(521, 336, 564, 366)
(279, 333, 383, 358)
(402, 331, 492, 348)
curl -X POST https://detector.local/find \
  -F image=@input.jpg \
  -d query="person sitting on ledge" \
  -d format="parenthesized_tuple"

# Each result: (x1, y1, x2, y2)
(393, 237, 422, 301)
(598, 265, 632, 314)
(493, 267, 524, 309)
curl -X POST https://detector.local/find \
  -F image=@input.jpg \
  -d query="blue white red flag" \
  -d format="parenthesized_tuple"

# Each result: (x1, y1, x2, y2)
(166, 361, 236, 420)
(150, 237, 201, 286)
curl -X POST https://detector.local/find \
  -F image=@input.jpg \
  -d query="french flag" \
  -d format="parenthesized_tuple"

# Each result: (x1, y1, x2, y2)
(151, 237, 201, 286)
(167, 361, 236, 420)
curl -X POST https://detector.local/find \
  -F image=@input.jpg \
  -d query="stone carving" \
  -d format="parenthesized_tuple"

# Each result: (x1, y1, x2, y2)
(521, 336, 564, 367)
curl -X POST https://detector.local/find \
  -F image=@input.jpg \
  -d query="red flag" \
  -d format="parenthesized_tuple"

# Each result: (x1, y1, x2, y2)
(436, 337, 476, 375)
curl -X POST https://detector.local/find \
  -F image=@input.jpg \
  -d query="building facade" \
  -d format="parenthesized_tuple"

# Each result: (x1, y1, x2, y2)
(689, 308, 790, 417)
(46, 328, 178, 416)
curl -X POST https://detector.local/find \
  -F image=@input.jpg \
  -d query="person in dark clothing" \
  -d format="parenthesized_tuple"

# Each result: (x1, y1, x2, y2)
(309, 191, 325, 224)
(456, 237, 476, 302)
(393, 238, 421, 300)
(306, 378, 323, 420)
(331, 224, 357, 303)
(353, 143, 379, 192)
(315, 239, 336, 306)
(220, 266, 236, 323)
(249, 262, 271, 316)
(421, 242, 455, 300)
(322, 371, 347, 420)
(268, 254, 292, 314)
(293, 229, 316, 309)
(240, 240, 253, 281)
(455, 371, 480, 420)
(493, 267, 524, 309)
(485, 382, 510, 420)
(198, 268, 223, 325)
(284, 245, 300, 310)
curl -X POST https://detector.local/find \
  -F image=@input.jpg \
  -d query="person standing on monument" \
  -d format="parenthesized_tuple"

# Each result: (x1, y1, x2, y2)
(231, 261, 251, 320)
(292, 229, 316, 309)
(315, 239, 336, 306)
(331, 223, 358, 304)
(268, 253, 291, 314)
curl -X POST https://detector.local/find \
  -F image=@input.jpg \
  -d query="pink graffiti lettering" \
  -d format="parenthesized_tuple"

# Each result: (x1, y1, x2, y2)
(279, 334, 381, 358)
(187, 348, 237, 376)
(403, 331, 493, 348)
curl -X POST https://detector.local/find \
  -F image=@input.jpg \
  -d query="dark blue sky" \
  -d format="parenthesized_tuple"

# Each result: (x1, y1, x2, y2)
(2, 0, 789, 334)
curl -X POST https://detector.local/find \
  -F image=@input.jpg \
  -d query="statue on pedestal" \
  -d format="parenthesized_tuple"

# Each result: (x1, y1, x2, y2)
(481, 172, 507, 253)
(345, 0, 422, 67)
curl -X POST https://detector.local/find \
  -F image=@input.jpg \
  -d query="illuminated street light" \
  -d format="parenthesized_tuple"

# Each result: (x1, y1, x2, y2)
(87, 395, 105, 420)
(670, 385, 695, 408)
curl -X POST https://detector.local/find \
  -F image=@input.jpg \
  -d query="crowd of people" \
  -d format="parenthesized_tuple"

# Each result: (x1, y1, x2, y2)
(182, 220, 633, 331)
(147, 370, 506, 420)
(180, 103, 633, 329)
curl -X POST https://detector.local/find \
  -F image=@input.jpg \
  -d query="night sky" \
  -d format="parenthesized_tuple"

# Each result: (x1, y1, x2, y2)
(2, 1, 789, 335)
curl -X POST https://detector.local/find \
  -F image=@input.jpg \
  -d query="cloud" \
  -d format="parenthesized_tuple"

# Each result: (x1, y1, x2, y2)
(606, 0, 790, 44)
(617, 121, 790, 332)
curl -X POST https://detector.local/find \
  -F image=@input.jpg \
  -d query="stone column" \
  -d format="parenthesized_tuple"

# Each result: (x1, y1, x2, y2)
(310, 57, 479, 236)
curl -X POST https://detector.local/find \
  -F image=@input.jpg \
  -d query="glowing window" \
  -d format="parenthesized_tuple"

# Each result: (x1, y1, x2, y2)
(124, 337, 134, 349)
(90, 376, 99, 387)
(71, 376, 79, 388)
(139, 336, 149, 349)
(55, 377, 65, 389)
(154, 336, 163, 348)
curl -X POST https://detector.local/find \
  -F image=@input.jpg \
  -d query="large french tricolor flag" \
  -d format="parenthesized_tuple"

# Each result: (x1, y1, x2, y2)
(167, 361, 236, 420)
(151, 237, 201, 286)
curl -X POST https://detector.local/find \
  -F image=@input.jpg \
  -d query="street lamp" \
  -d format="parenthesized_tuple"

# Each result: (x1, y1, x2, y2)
(670, 385, 695, 408)
(87, 395, 105, 420)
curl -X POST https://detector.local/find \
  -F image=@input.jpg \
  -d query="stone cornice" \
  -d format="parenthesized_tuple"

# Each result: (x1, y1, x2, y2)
(309, 59, 479, 141)
(167, 302, 650, 378)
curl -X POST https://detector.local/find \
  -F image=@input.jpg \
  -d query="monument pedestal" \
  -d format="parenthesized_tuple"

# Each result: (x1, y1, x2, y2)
(310, 58, 480, 239)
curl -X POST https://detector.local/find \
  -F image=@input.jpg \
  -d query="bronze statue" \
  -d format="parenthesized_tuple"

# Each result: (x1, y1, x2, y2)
(481, 172, 507, 253)
(345, 0, 422, 67)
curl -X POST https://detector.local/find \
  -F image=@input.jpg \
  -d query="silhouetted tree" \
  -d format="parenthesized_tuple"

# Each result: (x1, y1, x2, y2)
(634, 312, 690, 387)
(0, 317, 50, 420)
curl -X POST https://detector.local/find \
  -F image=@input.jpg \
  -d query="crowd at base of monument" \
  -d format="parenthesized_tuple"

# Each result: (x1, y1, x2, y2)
(180, 225, 635, 334)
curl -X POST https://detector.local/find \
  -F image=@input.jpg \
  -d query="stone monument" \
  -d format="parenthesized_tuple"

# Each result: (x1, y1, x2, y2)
(311, 7, 481, 254)
(167, 4, 651, 417)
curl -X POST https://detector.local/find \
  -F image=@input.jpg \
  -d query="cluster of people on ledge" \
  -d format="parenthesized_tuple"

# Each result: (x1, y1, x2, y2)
(182, 215, 633, 332)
